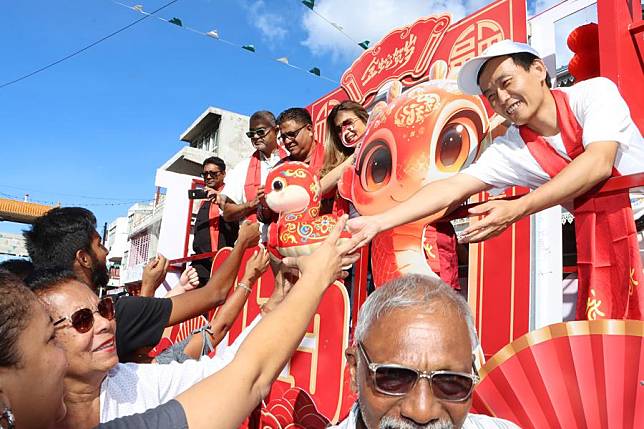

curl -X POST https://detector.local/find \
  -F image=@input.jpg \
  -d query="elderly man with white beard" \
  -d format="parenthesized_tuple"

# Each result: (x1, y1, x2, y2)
(329, 274, 518, 429)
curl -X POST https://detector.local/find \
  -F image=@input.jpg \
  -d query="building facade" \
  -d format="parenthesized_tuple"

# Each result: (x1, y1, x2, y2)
(114, 106, 251, 292)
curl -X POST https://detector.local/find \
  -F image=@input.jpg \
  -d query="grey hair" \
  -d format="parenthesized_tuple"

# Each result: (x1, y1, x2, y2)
(353, 274, 478, 350)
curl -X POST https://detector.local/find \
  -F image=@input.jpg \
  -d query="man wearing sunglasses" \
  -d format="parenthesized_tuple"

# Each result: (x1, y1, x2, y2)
(276, 107, 324, 167)
(331, 274, 518, 429)
(192, 156, 239, 285)
(222, 111, 286, 242)
(25, 206, 261, 362)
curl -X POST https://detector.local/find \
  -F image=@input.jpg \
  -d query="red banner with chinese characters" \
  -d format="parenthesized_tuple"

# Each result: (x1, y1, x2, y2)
(341, 14, 451, 103)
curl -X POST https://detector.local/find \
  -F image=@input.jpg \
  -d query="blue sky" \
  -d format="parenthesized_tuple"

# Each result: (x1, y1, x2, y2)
(0, 0, 552, 237)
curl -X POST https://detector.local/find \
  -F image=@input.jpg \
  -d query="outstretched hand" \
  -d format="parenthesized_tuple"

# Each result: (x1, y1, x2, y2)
(237, 220, 261, 248)
(345, 215, 381, 252)
(243, 247, 270, 284)
(141, 254, 169, 296)
(179, 266, 200, 291)
(282, 215, 360, 286)
(460, 199, 525, 243)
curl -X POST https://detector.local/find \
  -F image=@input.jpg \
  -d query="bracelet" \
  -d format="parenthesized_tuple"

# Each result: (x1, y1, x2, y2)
(237, 282, 252, 293)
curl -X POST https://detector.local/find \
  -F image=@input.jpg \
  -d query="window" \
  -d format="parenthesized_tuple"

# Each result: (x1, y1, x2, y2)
(554, 3, 597, 72)
(128, 233, 150, 267)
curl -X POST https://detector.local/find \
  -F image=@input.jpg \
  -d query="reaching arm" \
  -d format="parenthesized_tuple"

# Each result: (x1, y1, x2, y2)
(182, 248, 270, 358)
(140, 255, 170, 297)
(320, 155, 354, 195)
(460, 140, 618, 243)
(174, 216, 360, 429)
(346, 173, 489, 250)
(222, 188, 264, 222)
(222, 201, 255, 222)
(166, 221, 260, 326)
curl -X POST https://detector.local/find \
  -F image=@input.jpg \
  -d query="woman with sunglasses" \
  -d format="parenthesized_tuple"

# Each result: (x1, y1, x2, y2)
(319, 101, 369, 205)
(0, 217, 359, 429)
(20, 268, 255, 427)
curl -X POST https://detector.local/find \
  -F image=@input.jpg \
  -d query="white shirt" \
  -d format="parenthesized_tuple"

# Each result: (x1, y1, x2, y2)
(328, 404, 520, 428)
(222, 150, 283, 241)
(99, 316, 259, 423)
(462, 78, 644, 212)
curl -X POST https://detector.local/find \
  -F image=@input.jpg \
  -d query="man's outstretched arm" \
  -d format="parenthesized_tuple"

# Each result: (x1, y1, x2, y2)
(167, 221, 260, 326)
(460, 140, 618, 243)
(346, 173, 489, 250)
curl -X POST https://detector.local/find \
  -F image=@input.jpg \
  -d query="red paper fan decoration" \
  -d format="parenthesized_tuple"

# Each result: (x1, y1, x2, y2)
(471, 319, 644, 429)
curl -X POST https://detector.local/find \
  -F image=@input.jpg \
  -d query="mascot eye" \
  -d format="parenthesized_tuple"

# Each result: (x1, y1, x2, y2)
(435, 112, 478, 172)
(272, 178, 285, 191)
(360, 140, 392, 192)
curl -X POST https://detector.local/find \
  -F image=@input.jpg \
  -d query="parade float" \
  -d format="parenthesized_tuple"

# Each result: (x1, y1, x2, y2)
(153, 0, 643, 427)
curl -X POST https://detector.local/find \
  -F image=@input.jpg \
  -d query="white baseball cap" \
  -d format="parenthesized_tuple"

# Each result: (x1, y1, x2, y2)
(457, 39, 541, 95)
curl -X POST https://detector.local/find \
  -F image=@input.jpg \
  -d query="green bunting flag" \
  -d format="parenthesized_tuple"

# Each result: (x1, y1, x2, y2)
(110, 1, 338, 83)
(358, 40, 370, 50)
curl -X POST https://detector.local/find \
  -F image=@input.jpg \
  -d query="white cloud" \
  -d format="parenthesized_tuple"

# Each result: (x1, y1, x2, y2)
(300, 0, 491, 62)
(246, 0, 288, 44)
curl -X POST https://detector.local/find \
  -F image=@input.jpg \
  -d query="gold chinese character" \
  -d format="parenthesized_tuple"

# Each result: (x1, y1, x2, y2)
(586, 289, 606, 320)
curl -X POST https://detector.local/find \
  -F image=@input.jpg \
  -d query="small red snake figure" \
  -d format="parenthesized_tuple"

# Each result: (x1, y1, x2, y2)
(264, 161, 351, 260)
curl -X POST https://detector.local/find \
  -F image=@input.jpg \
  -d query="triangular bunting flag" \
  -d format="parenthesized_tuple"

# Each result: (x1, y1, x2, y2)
(133, 5, 144, 12)
(276, 57, 289, 64)
(309, 67, 321, 76)
(359, 40, 370, 50)
(302, 0, 315, 10)
(168, 17, 183, 26)
(331, 22, 344, 31)
(242, 44, 256, 52)
(206, 30, 219, 39)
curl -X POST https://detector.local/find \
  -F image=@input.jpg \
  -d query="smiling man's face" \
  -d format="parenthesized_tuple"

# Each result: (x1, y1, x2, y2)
(478, 55, 548, 126)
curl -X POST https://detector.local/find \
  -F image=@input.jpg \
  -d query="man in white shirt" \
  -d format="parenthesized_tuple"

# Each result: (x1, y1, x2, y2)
(222, 111, 286, 241)
(347, 40, 644, 320)
(328, 274, 518, 429)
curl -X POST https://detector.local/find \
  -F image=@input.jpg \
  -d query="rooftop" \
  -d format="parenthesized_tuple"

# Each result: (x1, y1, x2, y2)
(0, 198, 57, 224)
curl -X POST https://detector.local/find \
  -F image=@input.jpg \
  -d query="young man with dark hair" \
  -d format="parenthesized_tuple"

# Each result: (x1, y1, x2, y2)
(192, 156, 239, 284)
(348, 40, 644, 320)
(24, 206, 261, 361)
(221, 111, 287, 242)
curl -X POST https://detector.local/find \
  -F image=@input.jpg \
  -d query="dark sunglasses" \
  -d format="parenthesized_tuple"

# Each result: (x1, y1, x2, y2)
(246, 127, 273, 139)
(357, 342, 479, 401)
(201, 171, 223, 178)
(338, 117, 359, 135)
(53, 297, 115, 334)
(278, 124, 308, 142)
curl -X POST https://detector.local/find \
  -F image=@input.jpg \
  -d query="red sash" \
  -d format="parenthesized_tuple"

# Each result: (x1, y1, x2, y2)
(307, 140, 325, 172)
(202, 183, 225, 252)
(244, 147, 287, 221)
(519, 90, 643, 320)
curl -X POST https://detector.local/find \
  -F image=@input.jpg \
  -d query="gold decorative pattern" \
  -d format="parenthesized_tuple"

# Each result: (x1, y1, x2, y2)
(478, 319, 644, 379)
(394, 93, 440, 127)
